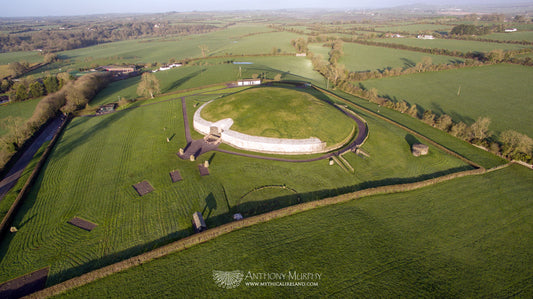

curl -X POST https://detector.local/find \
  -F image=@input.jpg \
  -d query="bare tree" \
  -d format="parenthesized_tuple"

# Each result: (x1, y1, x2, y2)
(470, 116, 491, 140)
(137, 72, 161, 99)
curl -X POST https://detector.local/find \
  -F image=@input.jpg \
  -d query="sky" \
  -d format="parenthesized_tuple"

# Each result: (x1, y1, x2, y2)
(1, 0, 525, 17)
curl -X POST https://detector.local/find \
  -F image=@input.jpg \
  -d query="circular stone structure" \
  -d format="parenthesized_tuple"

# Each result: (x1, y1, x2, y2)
(194, 86, 356, 155)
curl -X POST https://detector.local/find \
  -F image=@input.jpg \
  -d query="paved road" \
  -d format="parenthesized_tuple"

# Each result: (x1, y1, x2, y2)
(0, 116, 65, 202)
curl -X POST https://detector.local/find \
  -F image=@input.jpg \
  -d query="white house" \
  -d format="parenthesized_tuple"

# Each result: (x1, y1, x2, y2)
(417, 35, 435, 40)
(505, 28, 517, 33)
(237, 79, 261, 86)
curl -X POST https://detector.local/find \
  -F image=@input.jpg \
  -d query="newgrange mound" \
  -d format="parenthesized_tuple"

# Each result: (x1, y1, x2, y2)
(200, 86, 356, 150)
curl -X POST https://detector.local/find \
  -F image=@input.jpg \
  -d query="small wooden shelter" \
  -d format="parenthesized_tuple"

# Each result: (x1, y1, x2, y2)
(192, 212, 207, 232)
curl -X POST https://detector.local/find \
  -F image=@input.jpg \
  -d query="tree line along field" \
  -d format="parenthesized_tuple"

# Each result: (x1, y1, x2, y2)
(0, 84, 472, 286)
(56, 164, 533, 298)
(362, 64, 533, 137)
(372, 37, 533, 53)
(338, 43, 464, 72)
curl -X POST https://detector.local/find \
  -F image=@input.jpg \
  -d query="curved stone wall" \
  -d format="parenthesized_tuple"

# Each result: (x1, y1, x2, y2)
(193, 101, 327, 155)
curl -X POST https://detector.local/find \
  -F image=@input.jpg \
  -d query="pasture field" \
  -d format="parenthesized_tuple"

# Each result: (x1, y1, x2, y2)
(201, 86, 356, 146)
(0, 97, 41, 136)
(480, 31, 533, 42)
(0, 89, 470, 286)
(33, 26, 298, 75)
(58, 164, 533, 298)
(374, 23, 454, 34)
(0, 51, 43, 65)
(362, 64, 533, 137)
(332, 89, 507, 169)
(90, 57, 324, 107)
(340, 43, 463, 72)
(373, 37, 533, 53)
(308, 44, 331, 58)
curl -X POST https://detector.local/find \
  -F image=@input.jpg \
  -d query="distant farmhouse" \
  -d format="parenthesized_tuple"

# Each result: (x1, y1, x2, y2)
(102, 65, 136, 74)
(237, 79, 261, 86)
(152, 63, 182, 72)
(99, 65, 138, 79)
(417, 35, 435, 40)
(505, 28, 518, 33)
(386, 33, 404, 38)
(296, 53, 307, 57)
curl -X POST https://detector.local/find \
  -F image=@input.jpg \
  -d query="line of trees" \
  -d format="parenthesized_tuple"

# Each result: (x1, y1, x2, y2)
(0, 72, 112, 172)
(0, 21, 220, 53)
(1, 72, 73, 103)
(308, 49, 532, 163)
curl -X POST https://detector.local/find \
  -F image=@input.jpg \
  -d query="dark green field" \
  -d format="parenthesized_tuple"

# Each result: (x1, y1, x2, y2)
(58, 164, 533, 298)
(363, 64, 533, 136)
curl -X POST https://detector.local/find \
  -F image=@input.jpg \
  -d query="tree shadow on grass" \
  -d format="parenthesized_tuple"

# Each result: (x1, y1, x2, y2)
(164, 70, 204, 93)
(17, 164, 474, 290)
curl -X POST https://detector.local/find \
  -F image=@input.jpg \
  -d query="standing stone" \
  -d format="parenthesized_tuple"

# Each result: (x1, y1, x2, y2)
(179, 148, 184, 155)
(189, 155, 195, 162)
(204, 160, 209, 168)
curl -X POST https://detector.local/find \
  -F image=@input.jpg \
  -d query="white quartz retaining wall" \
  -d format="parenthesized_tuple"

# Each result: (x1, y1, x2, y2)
(194, 101, 327, 155)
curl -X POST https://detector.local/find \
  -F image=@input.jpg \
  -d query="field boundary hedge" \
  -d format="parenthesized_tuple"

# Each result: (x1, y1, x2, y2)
(314, 85, 484, 169)
(0, 116, 70, 239)
(27, 166, 488, 298)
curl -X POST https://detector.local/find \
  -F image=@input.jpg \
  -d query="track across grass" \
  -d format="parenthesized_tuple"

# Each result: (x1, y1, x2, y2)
(56, 164, 533, 298)
(0, 90, 470, 286)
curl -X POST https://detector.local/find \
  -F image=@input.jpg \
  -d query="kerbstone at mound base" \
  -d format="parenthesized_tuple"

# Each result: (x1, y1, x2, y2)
(194, 101, 326, 155)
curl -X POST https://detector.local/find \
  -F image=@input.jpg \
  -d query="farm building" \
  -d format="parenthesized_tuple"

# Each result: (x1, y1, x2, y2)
(96, 103, 117, 114)
(102, 65, 136, 74)
(237, 79, 261, 86)
(412, 143, 429, 157)
(192, 212, 207, 232)
(296, 53, 307, 57)
(505, 28, 517, 33)
(417, 35, 435, 40)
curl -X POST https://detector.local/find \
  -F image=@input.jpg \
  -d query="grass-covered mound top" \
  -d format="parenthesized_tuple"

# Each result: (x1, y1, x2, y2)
(201, 87, 355, 146)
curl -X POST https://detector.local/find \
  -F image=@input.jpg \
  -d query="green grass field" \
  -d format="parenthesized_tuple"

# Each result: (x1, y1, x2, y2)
(340, 43, 463, 72)
(0, 51, 43, 65)
(362, 64, 533, 137)
(481, 31, 533, 42)
(0, 88, 470, 286)
(34, 26, 299, 75)
(201, 86, 355, 146)
(373, 37, 533, 53)
(0, 98, 41, 136)
(57, 164, 533, 298)
(90, 57, 324, 107)
(375, 23, 454, 34)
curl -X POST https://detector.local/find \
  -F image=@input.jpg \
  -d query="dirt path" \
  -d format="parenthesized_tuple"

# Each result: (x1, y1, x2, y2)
(0, 116, 65, 202)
